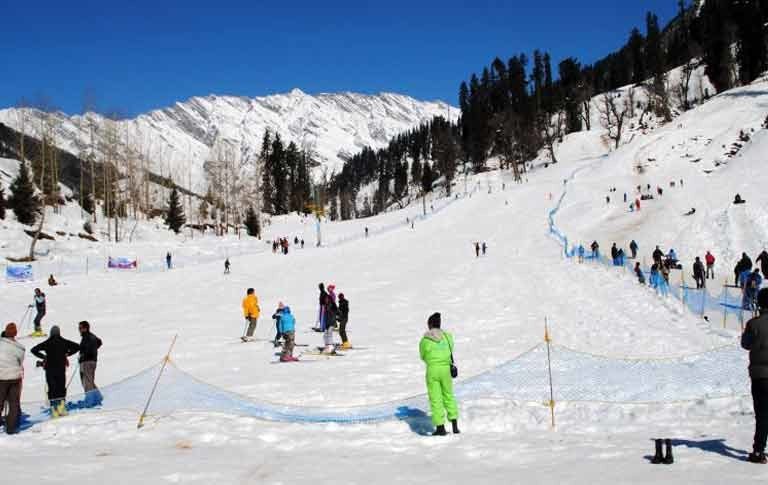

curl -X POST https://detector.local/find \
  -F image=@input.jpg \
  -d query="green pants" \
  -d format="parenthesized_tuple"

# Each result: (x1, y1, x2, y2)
(426, 365, 459, 426)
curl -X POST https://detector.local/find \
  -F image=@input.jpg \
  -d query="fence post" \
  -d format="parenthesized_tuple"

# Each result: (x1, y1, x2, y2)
(722, 285, 727, 329)
(86, 257, 89, 276)
(544, 317, 555, 430)
(137, 334, 178, 429)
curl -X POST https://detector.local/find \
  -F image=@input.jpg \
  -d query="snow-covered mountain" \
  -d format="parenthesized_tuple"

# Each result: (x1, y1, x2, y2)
(0, 89, 458, 193)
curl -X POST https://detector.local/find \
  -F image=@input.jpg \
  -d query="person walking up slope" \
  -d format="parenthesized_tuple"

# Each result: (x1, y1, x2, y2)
(741, 288, 768, 463)
(241, 288, 261, 341)
(0, 323, 24, 434)
(31, 326, 80, 417)
(419, 312, 459, 436)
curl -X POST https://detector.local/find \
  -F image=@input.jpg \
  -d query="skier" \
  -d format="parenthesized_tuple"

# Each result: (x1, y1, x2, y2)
(757, 250, 768, 279)
(741, 288, 768, 463)
(0, 323, 24, 434)
(314, 283, 329, 332)
(611, 243, 619, 266)
(652, 246, 664, 266)
(590, 241, 600, 259)
(629, 240, 639, 260)
(736, 253, 754, 286)
(30, 288, 47, 337)
(419, 312, 459, 436)
(31, 326, 80, 417)
(693, 257, 706, 289)
(277, 306, 297, 362)
(475, 242, 480, 258)
(78, 321, 103, 406)
(634, 262, 646, 284)
(224, 258, 231, 274)
(337, 293, 351, 350)
(241, 288, 260, 341)
(321, 285, 339, 354)
(744, 269, 763, 311)
(482, 242, 487, 256)
(705, 251, 716, 279)
(166, 252, 172, 270)
(271, 302, 284, 347)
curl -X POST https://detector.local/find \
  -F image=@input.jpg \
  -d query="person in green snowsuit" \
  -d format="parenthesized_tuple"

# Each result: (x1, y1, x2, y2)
(419, 312, 460, 435)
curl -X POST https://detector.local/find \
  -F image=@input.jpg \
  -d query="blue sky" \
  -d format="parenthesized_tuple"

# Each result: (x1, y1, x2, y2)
(1, 1, 679, 116)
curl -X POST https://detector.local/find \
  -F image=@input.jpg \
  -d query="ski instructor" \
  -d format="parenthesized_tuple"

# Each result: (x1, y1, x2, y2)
(241, 288, 261, 341)
(419, 312, 459, 436)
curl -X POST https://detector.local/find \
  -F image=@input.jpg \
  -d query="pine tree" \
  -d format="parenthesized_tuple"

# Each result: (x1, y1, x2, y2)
(8, 161, 40, 225)
(165, 187, 186, 233)
(244, 206, 260, 237)
(260, 130, 274, 214)
(736, 0, 767, 85)
(0, 181, 5, 220)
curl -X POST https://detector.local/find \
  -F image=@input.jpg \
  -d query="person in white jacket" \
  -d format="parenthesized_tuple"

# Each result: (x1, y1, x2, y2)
(0, 322, 25, 434)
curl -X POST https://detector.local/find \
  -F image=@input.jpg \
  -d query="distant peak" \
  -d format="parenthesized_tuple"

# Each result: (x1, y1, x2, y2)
(288, 88, 306, 97)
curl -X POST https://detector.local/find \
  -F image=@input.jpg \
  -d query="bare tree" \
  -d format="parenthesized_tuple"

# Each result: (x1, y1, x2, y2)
(676, 59, 697, 111)
(540, 109, 565, 164)
(598, 89, 633, 150)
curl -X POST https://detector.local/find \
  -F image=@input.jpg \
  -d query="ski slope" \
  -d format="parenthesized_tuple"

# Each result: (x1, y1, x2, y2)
(3, 84, 768, 485)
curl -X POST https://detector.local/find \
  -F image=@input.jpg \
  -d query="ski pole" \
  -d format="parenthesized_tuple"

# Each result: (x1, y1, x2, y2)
(65, 365, 78, 391)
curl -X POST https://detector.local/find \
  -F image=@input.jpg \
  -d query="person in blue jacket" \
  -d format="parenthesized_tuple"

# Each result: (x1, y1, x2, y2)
(744, 269, 764, 311)
(278, 306, 297, 362)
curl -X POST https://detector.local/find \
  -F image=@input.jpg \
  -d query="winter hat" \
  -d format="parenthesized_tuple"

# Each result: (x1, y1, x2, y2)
(3, 323, 17, 339)
(328, 284, 336, 291)
(50, 325, 61, 337)
(428, 312, 441, 328)
(758, 288, 768, 311)
(277, 302, 285, 310)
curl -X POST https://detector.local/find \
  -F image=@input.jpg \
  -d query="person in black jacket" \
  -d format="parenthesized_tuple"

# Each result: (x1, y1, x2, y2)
(31, 325, 79, 416)
(338, 293, 350, 350)
(736, 253, 754, 286)
(653, 246, 664, 266)
(78, 321, 102, 403)
(693, 257, 706, 289)
(742, 288, 768, 464)
(757, 250, 768, 279)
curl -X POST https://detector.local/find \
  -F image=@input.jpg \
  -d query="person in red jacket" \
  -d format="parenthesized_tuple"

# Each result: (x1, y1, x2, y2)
(705, 251, 716, 280)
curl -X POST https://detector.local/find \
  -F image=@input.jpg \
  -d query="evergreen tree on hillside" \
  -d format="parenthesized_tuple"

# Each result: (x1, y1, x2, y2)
(695, 0, 736, 93)
(260, 130, 274, 213)
(165, 187, 186, 233)
(0, 181, 5, 220)
(270, 134, 287, 214)
(81, 191, 94, 215)
(627, 28, 646, 85)
(735, 0, 768, 85)
(244, 206, 260, 237)
(8, 161, 40, 225)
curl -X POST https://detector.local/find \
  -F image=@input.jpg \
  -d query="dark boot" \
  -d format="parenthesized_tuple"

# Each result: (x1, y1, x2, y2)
(748, 452, 767, 464)
(663, 439, 674, 464)
(432, 425, 446, 436)
(650, 439, 664, 464)
(451, 419, 460, 434)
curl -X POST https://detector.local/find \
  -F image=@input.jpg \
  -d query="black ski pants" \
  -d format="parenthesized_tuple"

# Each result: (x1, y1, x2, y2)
(339, 318, 349, 343)
(45, 368, 67, 403)
(752, 378, 768, 454)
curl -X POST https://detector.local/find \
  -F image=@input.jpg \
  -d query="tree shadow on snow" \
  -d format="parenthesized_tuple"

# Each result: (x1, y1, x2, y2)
(395, 406, 434, 436)
(644, 438, 749, 462)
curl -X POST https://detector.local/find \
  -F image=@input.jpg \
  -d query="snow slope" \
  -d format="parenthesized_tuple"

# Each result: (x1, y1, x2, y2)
(0, 90, 459, 191)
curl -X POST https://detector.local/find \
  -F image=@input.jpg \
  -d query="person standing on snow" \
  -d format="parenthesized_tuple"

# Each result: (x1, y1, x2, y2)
(741, 288, 768, 463)
(241, 288, 261, 340)
(474, 242, 480, 258)
(166, 252, 172, 270)
(224, 258, 231, 274)
(705, 251, 716, 280)
(321, 285, 339, 354)
(277, 306, 297, 362)
(611, 243, 619, 266)
(744, 269, 764, 311)
(31, 326, 80, 417)
(653, 246, 664, 267)
(337, 293, 351, 350)
(693, 257, 706, 289)
(315, 283, 329, 332)
(419, 312, 459, 436)
(577, 244, 585, 263)
(482, 242, 487, 256)
(0, 323, 24, 434)
(272, 302, 285, 347)
(736, 253, 754, 286)
(31, 288, 47, 337)
(634, 263, 646, 284)
(757, 250, 768, 279)
(78, 321, 103, 405)
(629, 240, 639, 260)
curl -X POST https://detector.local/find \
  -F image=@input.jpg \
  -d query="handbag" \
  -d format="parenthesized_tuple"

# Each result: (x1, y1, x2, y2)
(447, 334, 458, 379)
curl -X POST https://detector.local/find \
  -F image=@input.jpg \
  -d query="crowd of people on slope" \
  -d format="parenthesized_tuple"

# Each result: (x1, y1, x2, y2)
(272, 237, 305, 255)
(0, 320, 103, 434)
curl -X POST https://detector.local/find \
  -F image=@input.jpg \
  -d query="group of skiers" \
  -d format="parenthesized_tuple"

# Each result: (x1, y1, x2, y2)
(314, 283, 351, 353)
(0, 320, 103, 434)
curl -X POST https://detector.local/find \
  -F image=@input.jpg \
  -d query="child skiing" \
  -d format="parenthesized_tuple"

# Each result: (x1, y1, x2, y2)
(277, 306, 297, 362)
(272, 302, 285, 348)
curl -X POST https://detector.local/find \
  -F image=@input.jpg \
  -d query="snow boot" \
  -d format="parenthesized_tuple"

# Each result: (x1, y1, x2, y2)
(663, 439, 674, 465)
(341, 341, 352, 350)
(432, 425, 447, 436)
(280, 355, 292, 362)
(451, 419, 460, 434)
(650, 439, 664, 464)
(748, 452, 767, 464)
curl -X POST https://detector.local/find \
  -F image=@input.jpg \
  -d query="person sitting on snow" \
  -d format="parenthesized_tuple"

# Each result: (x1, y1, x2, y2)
(47, 274, 58, 287)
